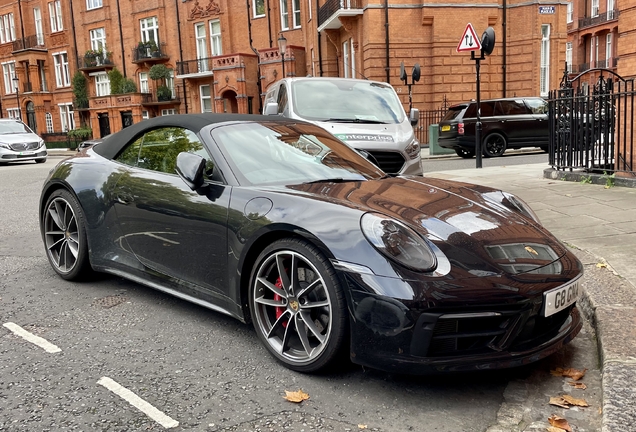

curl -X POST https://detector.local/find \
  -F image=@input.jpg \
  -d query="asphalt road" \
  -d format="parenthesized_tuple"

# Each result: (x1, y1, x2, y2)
(421, 149, 549, 172)
(0, 155, 602, 432)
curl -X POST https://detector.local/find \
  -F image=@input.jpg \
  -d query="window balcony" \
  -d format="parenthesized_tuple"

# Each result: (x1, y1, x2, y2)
(578, 63, 591, 72)
(141, 87, 181, 105)
(596, 58, 618, 69)
(176, 57, 215, 78)
(132, 42, 170, 64)
(317, 0, 363, 31)
(12, 35, 46, 53)
(79, 52, 114, 71)
(578, 9, 619, 28)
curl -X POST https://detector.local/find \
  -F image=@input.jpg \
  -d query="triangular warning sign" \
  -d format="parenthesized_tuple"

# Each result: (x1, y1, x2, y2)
(457, 23, 482, 52)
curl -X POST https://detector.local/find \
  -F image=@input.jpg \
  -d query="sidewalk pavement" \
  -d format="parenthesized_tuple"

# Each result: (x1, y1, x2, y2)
(423, 151, 636, 432)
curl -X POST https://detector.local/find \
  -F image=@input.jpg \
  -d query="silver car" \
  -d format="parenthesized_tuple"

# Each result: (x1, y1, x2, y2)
(0, 119, 47, 165)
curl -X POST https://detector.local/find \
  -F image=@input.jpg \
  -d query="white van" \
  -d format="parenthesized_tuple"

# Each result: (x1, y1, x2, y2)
(263, 77, 422, 176)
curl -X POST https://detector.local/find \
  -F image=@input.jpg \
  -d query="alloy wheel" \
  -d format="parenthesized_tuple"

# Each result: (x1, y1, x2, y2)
(44, 197, 80, 273)
(252, 250, 333, 366)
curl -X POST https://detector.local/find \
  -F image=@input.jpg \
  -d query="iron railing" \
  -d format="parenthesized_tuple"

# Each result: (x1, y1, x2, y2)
(176, 57, 215, 75)
(80, 53, 114, 69)
(12, 35, 45, 51)
(415, 107, 447, 145)
(578, 9, 619, 28)
(548, 68, 635, 176)
(132, 42, 169, 62)
(318, 0, 361, 27)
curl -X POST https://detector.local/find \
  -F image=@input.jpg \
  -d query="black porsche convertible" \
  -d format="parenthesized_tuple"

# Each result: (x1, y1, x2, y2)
(39, 113, 582, 374)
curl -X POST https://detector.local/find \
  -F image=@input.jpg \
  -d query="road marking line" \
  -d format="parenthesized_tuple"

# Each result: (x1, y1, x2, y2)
(2, 322, 62, 353)
(97, 377, 179, 429)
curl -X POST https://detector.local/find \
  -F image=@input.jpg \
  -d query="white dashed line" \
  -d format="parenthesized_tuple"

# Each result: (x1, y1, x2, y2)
(97, 377, 179, 429)
(2, 322, 62, 353)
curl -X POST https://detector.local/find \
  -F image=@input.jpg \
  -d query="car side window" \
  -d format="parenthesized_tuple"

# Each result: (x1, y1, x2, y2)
(496, 100, 531, 116)
(115, 127, 218, 180)
(277, 84, 288, 115)
(525, 98, 548, 114)
(480, 102, 495, 117)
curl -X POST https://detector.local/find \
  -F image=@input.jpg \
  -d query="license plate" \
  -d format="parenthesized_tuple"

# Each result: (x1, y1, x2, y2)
(19, 152, 34, 156)
(441, 125, 451, 132)
(542, 278, 580, 317)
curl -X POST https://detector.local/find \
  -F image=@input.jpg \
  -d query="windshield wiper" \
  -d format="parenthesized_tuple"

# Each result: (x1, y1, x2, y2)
(325, 118, 388, 124)
(302, 178, 360, 185)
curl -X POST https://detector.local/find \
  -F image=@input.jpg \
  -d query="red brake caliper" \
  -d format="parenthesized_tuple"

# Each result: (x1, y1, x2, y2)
(274, 276, 288, 328)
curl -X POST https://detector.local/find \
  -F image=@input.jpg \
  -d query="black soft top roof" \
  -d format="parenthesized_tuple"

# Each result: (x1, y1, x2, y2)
(93, 113, 278, 160)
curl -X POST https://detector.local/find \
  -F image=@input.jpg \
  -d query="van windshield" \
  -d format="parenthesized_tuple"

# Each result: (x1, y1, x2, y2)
(290, 80, 405, 124)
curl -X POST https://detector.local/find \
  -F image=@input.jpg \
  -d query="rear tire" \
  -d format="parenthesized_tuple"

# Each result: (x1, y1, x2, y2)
(483, 133, 507, 157)
(455, 148, 475, 159)
(42, 189, 92, 280)
(248, 238, 348, 373)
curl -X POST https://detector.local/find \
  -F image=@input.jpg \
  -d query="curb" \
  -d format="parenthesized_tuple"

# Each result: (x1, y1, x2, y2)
(543, 168, 636, 189)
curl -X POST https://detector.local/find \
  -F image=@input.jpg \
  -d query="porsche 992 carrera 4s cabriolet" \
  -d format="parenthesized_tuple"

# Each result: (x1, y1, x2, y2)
(39, 113, 582, 374)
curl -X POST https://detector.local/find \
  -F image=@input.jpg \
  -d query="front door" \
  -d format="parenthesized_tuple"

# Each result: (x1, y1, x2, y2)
(98, 112, 111, 137)
(121, 111, 133, 128)
(26, 101, 37, 133)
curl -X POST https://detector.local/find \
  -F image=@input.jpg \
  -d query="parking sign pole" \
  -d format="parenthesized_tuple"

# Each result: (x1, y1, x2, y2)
(472, 50, 483, 169)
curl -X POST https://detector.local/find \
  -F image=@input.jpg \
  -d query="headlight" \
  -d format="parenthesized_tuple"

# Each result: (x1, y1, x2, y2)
(361, 212, 437, 272)
(0, 142, 10, 149)
(405, 139, 420, 159)
(39, 140, 46, 148)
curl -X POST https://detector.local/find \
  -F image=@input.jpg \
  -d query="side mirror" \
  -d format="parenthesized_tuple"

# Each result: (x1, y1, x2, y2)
(176, 152, 206, 190)
(264, 102, 279, 116)
(409, 108, 420, 126)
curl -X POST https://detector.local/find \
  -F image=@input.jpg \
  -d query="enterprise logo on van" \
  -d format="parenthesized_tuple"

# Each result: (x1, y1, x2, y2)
(335, 134, 394, 142)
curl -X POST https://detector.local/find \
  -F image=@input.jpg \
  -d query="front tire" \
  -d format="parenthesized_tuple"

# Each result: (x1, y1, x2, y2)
(483, 133, 507, 157)
(42, 189, 91, 280)
(248, 238, 347, 373)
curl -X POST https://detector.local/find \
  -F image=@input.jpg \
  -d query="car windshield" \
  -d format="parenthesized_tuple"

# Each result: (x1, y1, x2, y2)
(212, 121, 386, 186)
(290, 80, 405, 124)
(0, 121, 32, 134)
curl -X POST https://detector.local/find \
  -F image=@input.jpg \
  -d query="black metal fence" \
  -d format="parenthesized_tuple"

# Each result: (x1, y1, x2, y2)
(414, 108, 446, 145)
(547, 68, 635, 176)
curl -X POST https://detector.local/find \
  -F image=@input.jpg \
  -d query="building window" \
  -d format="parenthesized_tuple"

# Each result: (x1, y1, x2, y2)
(342, 40, 350, 78)
(607, 0, 615, 19)
(7, 108, 20, 119)
(38, 60, 48, 92)
(606, 33, 612, 62)
(350, 39, 356, 78)
(161, 109, 176, 116)
(90, 28, 106, 51)
(280, 0, 289, 30)
(2, 61, 16, 94)
(591, 0, 599, 17)
(59, 104, 75, 132)
(87, 0, 103, 10)
(142, 110, 149, 120)
(565, 42, 572, 73)
(566, 2, 573, 23)
(253, 0, 265, 17)
(167, 70, 175, 98)
(140, 17, 159, 45)
(53, 52, 70, 87)
(201, 85, 212, 112)
(49, 1, 63, 33)
(139, 72, 149, 93)
(540, 24, 550, 97)
(210, 20, 222, 56)
(34, 8, 44, 45)
(95, 72, 110, 96)
(0, 13, 16, 44)
(45, 112, 54, 133)
(292, 0, 301, 28)
(195, 23, 210, 72)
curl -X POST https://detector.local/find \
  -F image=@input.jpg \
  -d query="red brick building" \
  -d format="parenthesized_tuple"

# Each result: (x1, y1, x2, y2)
(0, 0, 572, 139)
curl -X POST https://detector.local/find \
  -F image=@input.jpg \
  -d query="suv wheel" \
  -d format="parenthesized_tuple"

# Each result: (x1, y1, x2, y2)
(483, 133, 507, 157)
(455, 148, 475, 159)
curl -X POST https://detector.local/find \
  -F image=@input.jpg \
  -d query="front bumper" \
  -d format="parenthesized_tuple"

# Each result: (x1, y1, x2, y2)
(341, 271, 583, 374)
(0, 147, 47, 163)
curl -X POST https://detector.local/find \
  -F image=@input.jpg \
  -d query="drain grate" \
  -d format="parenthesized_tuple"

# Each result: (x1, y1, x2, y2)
(92, 295, 127, 309)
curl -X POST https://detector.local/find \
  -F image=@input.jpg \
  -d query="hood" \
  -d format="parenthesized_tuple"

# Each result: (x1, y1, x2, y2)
(312, 120, 413, 150)
(283, 176, 568, 278)
(0, 132, 42, 144)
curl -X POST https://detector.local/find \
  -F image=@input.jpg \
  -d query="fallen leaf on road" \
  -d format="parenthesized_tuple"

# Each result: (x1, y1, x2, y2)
(550, 367, 587, 380)
(548, 415, 572, 432)
(567, 381, 587, 389)
(596, 262, 608, 268)
(547, 427, 567, 432)
(549, 396, 570, 409)
(358, 425, 368, 429)
(283, 389, 310, 403)
(562, 394, 589, 407)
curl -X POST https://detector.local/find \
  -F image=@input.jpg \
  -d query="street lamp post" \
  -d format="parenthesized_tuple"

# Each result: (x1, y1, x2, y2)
(12, 76, 20, 119)
(277, 34, 287, 80)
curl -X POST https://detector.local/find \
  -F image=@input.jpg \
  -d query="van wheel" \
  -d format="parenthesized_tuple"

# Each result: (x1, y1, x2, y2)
(455, 148, 475, 159)
(483, 133, 507, 157)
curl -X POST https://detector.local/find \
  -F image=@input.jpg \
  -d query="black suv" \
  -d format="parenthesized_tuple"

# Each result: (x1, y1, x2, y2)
(438, 97, 548, 158)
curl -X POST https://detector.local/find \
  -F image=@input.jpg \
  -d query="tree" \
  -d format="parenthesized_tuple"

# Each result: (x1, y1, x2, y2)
(72, 72, 88, 109)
